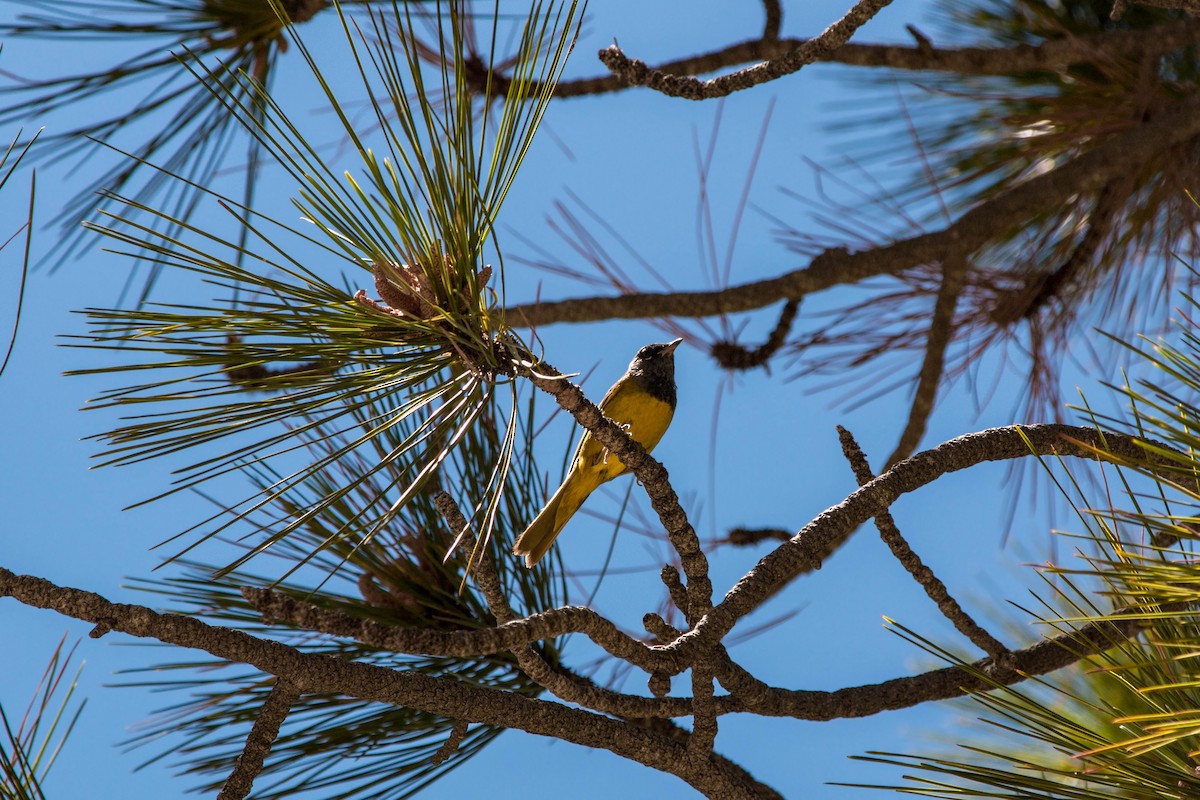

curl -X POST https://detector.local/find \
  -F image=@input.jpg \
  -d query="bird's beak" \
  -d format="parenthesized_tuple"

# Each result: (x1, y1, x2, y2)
(663, 338, 683, 354)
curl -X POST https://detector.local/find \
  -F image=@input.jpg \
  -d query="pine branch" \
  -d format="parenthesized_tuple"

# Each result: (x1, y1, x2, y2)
(542, 18, 1200, 98)
(597, 0, 894, 100)
(0, 568, 779, 799)
(508, 89, 1200, 327)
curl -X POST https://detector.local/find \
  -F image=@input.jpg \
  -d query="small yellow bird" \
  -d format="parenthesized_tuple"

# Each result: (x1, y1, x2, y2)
(513, 338, 683, 567)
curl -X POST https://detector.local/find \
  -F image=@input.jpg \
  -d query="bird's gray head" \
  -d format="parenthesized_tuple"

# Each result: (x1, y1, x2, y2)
(634, 337, 681, 360)
(628, 338, 683, 406)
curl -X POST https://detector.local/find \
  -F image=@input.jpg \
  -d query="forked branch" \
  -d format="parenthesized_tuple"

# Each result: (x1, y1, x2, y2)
(598, 0, 894, 100)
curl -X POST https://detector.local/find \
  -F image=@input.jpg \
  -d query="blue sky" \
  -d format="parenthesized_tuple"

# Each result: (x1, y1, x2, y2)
(0, 1, 1149, 798)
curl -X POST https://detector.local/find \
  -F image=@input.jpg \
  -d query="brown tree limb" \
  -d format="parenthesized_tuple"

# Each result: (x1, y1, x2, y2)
(689, 658, 718, 757)
(661, 564, 689, 618)
(430, 492, 695, 720)
(661, 424, 1190, 658)
(545, 20, 1200, 99)
(728, 604, 1169, 720)
(242, 586, 681, 673)
(645, 613, 779, 718)
(635, 590, 1158, 726)
(636, 566, 1176, 724)
(5, 564, 1169, 730)
(0, 568, 777, 799)
(433, 492, 518, 626)
(598, 0, 895, 100)
(217, 678, 299, 800)
(507, 91, 1200, 328)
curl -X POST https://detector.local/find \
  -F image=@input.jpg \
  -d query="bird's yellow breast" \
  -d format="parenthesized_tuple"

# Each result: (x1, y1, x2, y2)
(572, 382, 675, 483)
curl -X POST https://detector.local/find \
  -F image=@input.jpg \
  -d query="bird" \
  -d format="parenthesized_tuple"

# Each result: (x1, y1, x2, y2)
(513, 338, 683, 568)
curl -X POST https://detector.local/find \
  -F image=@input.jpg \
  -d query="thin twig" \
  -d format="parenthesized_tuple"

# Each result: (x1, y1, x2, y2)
(885, 257, 966, 468)
(710, 300, 799, 371)
(598, 0, 894, 100)
(430, 719, 469, 766)
(217, 679, 299, 800)
(840, 426, 1011, 661)
(433, 492, 516, 624)
(989, 179, 1130, 326)
(762, 0, 782, 41)
(727, 602, 1175, 720)
(726, 528, 792, 546)
(661, 565, 690, 618)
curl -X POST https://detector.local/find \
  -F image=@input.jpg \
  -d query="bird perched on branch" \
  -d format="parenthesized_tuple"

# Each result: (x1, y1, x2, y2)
(514, 338, 683, 567)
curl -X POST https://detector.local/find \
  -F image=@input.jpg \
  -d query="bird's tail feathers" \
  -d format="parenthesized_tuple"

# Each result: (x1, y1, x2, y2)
(513, 474, 593, 568)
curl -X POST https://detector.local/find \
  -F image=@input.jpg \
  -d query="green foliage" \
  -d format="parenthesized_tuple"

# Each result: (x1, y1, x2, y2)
(0, 638, 86, 800)
(0, 125, 38, 380)
(66, 0, 581, 575)
(115, 386, 566, 797)
(46, 3, 582, 792)
(0, 0, 356, 277)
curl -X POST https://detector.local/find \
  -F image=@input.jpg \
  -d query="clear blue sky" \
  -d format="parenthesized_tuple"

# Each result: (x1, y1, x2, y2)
(0, 2, 1141, 798)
